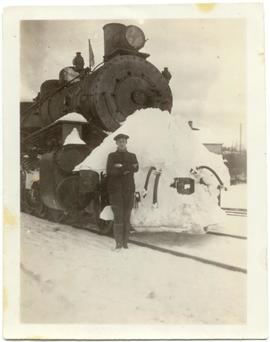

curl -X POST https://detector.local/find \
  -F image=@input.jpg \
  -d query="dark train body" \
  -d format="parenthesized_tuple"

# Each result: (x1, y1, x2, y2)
(21, 23, 173, 226)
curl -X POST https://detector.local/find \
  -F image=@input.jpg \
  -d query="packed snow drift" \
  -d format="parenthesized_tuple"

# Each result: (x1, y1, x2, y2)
(75, 109, 230, 233)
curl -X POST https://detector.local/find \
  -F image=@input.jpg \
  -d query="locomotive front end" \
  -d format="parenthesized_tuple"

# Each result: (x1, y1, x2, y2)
(83, 23, 173, 131)
(20, 23, 173, 224)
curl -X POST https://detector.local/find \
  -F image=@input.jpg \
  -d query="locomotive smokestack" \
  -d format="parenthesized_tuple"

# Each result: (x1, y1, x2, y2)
(103, 23, 125, 60)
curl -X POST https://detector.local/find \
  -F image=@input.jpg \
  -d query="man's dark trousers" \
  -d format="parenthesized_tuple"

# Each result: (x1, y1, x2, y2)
(109, 191, 134, 246)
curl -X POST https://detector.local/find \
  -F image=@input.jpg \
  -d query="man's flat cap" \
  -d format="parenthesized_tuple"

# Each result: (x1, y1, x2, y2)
(113, 133, 129, 141)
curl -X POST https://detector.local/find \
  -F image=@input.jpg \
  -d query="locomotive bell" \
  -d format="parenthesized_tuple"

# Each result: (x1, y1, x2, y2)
(72, 52, 85, 72)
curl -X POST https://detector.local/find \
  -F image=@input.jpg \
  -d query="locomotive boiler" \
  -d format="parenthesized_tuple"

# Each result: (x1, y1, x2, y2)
(21, 23, 173, 225)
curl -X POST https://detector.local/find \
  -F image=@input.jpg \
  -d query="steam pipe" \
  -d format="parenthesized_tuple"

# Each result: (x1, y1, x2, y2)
(196, 165, 224, 186)
(143, 166, 156, 198)
(196, 165, 225, 206)
(152, 171, 161, 207)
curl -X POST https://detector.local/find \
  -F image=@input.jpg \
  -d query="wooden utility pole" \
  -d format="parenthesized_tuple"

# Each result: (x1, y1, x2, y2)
(239, 123, 242, 153)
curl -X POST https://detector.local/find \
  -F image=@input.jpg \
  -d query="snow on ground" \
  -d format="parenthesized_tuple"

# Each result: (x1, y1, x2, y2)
(221, 183, 247, 209)
(132, 229, 246, 270)
(21, 213, 246, 325)
(211, 213, 246, 237)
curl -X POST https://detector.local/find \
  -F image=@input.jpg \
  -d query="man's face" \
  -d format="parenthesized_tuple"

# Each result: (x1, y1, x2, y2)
(116, 138, 127, 150)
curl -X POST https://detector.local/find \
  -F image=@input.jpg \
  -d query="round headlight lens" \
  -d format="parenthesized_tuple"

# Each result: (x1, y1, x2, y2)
(125, 25, 145, 50)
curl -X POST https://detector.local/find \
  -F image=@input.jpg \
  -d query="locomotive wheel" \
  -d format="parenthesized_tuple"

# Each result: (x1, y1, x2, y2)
(47, 208, 67, 223)
(35, 202, 48, 219)
(23, 183, 44, 216)
(29, 182, 48, 218)
(56, 175, 95, 213)
(83, 194, 102, 225)
(22, 191, 35, 215)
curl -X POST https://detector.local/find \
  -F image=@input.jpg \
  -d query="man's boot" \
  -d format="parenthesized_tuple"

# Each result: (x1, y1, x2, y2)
(115, 242, 122, 249)
(113, 223, 123, 249)
(123, 224, 130, 249)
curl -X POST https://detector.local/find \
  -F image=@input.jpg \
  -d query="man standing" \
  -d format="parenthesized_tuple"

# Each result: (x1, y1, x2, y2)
(106, 134, 139, 250)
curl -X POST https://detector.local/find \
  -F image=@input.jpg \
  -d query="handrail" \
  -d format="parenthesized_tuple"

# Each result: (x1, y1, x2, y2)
(21, 72, 84, 126)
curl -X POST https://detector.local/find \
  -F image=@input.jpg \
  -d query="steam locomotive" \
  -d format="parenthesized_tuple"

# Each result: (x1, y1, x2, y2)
(21, 23, 173, 228)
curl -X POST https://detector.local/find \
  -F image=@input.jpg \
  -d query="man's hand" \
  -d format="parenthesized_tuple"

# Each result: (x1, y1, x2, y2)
(114, 163, 123, 168)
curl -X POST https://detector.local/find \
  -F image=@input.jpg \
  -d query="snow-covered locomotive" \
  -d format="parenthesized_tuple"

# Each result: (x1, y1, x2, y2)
(20, 23, 173, 225)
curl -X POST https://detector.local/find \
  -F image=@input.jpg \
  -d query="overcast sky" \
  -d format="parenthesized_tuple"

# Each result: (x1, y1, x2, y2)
(21, 19, 246, 147)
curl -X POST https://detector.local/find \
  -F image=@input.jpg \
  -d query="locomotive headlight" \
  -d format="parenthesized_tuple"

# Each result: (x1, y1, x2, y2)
(125, 25, 146, 50)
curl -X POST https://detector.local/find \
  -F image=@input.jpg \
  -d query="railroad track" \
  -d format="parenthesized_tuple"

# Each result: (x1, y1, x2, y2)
(207, 231, 246, 240)
(222, 207, 247, 217)
(128, 239, 247, 274)
(77, 223, 247, 274)
(66, 220, 248, 274)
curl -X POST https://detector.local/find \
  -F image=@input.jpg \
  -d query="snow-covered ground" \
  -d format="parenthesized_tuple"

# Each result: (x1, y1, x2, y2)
(132, 229, 246, 270)
(221, 183, 247, 209)
(21, 213, 246, 325)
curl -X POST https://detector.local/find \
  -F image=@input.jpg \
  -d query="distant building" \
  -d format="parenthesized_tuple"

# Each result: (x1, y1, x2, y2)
(203, 143, 223, 155)
(187, 120, 246, 183)
(188, 121, 223, 155)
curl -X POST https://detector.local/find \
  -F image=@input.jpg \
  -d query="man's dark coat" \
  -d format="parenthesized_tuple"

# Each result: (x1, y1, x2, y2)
(106, 150, 139, 194)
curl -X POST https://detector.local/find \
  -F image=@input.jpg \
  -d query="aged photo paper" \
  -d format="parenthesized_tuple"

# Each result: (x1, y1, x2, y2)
(3, 3, 267, 339)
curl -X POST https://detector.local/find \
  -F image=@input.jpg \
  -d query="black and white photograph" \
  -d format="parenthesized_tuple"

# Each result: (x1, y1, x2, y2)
(2, 3, 267, 340)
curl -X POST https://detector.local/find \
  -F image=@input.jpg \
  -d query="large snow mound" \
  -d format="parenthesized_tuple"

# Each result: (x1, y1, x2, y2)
(75, 108, 230, 232)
